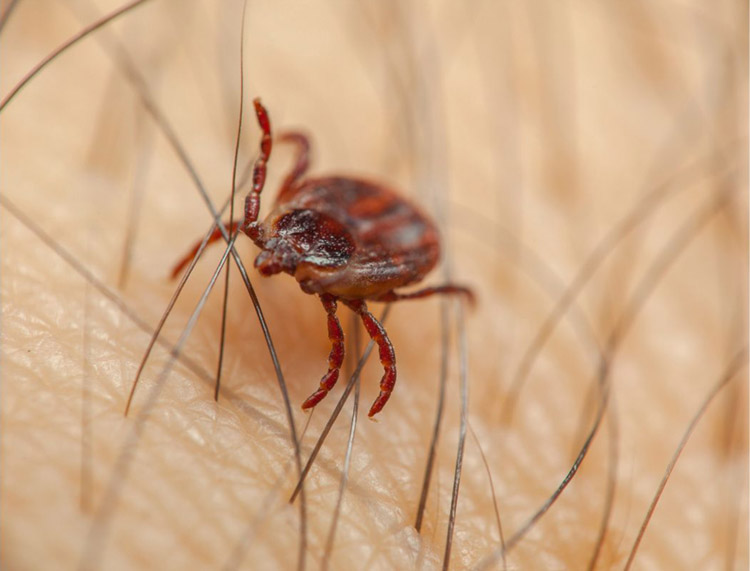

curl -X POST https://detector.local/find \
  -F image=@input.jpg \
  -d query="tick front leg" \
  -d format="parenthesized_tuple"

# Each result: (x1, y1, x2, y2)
(243, 99, 273, 241)
(170, 220, 242, 279)
(301, 294, 345, 411)
(342, 299, 396, 418)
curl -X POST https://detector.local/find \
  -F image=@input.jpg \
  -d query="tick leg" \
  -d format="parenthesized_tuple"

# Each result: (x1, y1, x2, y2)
(301, 294, 346, 411)
(342, 299, 396, 418)
(277, 131, 310, 199)
(170, 220, 242, 279)
(375, 285, 476, 306)
(243, 99, 273, 241)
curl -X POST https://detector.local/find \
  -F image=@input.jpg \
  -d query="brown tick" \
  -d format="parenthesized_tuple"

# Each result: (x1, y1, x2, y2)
(173, 99, 473, 417)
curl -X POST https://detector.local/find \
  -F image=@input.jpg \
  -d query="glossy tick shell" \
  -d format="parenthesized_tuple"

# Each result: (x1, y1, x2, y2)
(251, 176, 440, 300)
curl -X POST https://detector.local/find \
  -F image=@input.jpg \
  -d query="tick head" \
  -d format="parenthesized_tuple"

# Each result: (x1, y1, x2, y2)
(254, 208, 355, 277)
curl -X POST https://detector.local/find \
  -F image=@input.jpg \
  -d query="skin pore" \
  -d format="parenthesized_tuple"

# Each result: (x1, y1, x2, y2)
(1, 0, 747, 569)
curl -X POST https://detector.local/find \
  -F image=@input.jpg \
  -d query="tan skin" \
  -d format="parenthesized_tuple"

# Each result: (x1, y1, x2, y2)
(1, 1, 747, 569)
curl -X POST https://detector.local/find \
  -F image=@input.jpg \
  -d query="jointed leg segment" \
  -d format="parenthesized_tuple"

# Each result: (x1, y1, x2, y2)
(299, 289, 470, 417)
(277, 131, 310, 199)
(342, 299, 396, 418)
(375, 284, 475, 306)
(170, 221, 242, 279)
(301, 294, 345, 411)
(242, 99, 273, 240)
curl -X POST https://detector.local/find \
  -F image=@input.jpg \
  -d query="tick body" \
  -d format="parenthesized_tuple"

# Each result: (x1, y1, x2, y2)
(174, 100, 472, 417)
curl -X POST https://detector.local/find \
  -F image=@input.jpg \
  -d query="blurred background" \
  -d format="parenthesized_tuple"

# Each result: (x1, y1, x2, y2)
(1, 0, 747, 568)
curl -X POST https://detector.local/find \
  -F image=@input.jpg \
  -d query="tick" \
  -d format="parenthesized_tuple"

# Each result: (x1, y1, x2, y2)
(173, 99, 473, 417)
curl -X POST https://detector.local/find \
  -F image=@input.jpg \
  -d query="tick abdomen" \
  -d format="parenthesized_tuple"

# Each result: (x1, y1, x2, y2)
(281, 177, 440, 298)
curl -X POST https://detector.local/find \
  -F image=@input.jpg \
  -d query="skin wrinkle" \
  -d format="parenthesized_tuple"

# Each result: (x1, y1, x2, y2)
(1, 1, 748, 570)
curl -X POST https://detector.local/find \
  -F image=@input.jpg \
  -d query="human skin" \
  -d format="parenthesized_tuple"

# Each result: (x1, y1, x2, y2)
(1, 1, 747, 569)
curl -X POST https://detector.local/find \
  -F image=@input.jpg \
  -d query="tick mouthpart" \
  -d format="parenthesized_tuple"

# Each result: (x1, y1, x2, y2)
(254, 250, 282, 276)
(254, 243, 299, 276)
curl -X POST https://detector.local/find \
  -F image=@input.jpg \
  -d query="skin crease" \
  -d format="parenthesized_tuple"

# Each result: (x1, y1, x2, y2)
(1, 1, 747, 569)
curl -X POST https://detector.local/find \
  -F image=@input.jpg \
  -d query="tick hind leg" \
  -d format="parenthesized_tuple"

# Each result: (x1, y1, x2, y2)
(342, 299, 396, 418)
(375, 284, 476, 306)
(301, 294, 345, 411)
